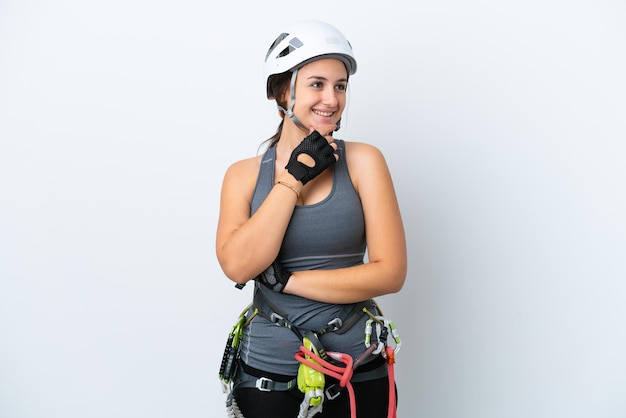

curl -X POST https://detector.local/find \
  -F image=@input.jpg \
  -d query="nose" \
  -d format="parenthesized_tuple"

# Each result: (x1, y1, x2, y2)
(322, 86, 339, 107)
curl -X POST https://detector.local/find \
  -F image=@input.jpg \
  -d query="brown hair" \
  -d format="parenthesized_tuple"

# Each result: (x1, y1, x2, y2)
(260, 71, 292, 150)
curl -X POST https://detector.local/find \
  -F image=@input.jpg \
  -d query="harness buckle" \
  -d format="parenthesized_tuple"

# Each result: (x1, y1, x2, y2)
(327, 317, 343, 332)
(325, 383, 344, 400)
(270, 312, 286, 326)
(256, 377, 273, 392)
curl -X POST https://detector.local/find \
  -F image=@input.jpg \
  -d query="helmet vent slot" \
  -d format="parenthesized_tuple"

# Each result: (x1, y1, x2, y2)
(276, 37, 303, 58)
(278, 45, 295, 58)
(265, 32, 289, 61)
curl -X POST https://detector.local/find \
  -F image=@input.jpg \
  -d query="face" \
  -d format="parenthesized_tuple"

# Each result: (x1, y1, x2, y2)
(289, 58, 349, 130)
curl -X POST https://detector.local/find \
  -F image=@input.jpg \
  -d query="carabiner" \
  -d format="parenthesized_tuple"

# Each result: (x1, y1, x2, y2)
(364, 318, 385, 355)
(364, 316, 402, 357)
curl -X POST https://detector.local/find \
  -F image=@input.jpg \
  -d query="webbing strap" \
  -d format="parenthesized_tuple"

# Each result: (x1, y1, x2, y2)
(252, 287, 375, 342)
(333, 302, 373, 335)
(232, 365, 297, 392)
(232, 357, 388, 394)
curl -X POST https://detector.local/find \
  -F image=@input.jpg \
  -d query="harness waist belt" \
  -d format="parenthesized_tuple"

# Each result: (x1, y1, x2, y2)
(233, 356, 388, 394)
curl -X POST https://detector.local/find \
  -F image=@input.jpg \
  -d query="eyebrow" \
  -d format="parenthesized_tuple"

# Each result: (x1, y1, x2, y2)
(306, 75, 349, 83)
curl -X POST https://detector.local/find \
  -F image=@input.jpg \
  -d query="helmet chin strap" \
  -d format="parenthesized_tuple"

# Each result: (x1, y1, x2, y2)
(276, 68, 342, 133)
(276, 69, 307, 132)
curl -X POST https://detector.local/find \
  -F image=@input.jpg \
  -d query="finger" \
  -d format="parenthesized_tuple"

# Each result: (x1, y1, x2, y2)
(329, 143, 339, 161)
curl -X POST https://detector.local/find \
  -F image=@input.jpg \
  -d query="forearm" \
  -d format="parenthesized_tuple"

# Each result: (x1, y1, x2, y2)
(283, 261, 406, 304)
(217, 175, 302, 283)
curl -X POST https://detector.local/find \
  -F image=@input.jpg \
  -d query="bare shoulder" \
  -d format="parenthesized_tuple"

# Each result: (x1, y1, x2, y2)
(224, 154, 262, 178)
(343, 141, 389, 173)
(222, 154, 263, 197)
(341, 141, 394, 194)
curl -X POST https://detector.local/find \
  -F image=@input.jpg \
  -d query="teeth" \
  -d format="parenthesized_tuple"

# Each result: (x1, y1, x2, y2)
(314, 110, 333, 117)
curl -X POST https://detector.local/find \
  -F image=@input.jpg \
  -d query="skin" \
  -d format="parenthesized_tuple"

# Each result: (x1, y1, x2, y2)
(216, 58, 407, 304)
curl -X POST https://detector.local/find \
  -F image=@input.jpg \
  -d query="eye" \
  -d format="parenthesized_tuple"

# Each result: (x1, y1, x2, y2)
(311, 81, 323, 89)
(335, 83, 347, 92)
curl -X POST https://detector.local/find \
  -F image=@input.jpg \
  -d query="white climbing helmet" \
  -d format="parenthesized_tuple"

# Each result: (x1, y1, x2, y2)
(263, 20, 357, 99)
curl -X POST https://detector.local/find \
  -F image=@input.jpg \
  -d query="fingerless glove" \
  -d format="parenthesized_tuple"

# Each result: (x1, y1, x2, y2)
(285, 130, 336, 185)
(255, 260, 292, 293)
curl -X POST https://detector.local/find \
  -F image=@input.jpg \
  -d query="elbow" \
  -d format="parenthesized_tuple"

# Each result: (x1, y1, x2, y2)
(219, 258, 254, 286)
(394, 280, 406, 294)
(217, 244, 258, 285)
(218, 246, 275, 286)
(368, 247, 407, 295)
(372, 275, 403, 298)
(228, 272, 250, 287)
(387, 263, 407, 294)
(387, 274, 405, 294)
(367, 258, 407, 296)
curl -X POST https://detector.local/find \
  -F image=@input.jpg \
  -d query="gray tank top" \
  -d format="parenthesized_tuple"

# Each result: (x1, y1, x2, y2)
(240, 140, 378, 375)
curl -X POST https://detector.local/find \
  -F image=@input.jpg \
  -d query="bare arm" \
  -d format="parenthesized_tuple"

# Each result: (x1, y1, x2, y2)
(215, 157, 302, 285)
(216, 124, 340, 286)
(283, 142, 407, 303)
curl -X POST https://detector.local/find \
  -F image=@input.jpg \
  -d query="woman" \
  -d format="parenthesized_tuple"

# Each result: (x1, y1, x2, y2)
(216, 20, 407, 418)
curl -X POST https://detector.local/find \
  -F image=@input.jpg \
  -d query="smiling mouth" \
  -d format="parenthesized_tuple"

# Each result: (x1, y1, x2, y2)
(313, 110, 334, 117)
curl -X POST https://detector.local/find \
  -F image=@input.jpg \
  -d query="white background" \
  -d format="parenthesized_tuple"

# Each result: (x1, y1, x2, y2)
(1, 1, 625, 417)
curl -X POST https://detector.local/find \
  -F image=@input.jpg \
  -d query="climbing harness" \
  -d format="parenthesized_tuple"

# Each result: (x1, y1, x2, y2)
(219, 289, 401, 418)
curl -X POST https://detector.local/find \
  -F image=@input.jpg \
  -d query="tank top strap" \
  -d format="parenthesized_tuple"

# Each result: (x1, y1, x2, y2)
(251, 146, 276, 216)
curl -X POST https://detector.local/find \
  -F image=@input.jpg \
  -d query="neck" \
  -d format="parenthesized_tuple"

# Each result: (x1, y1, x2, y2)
(279, 116, 310, 148)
